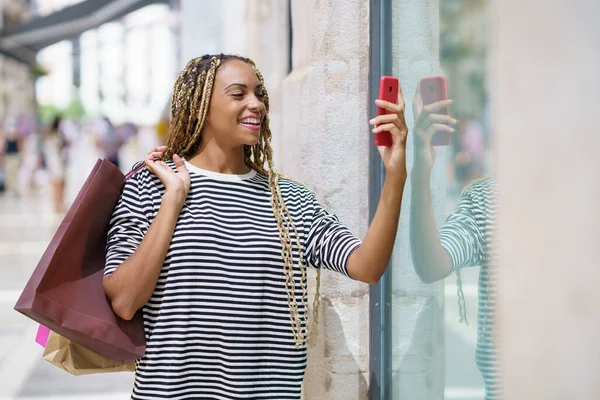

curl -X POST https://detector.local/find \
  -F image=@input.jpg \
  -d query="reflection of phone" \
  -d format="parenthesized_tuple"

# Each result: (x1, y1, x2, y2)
(419, 76, 450, 146)
(375, 76, 399, 147)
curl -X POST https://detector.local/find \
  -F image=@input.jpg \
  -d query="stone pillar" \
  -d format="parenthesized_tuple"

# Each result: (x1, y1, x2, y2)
(240, 0, 289, 168)
(180, 0, 223, 68)
(0, 56, 35, 119)
(492, 0, 600, 399)
(390, 0, 445, 399)
(281, 1, 370, 398)
(178, 0, 288, 165)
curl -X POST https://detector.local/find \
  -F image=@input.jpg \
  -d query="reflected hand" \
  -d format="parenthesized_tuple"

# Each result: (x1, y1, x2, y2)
(143, 146, 190, 205)
(412, 86, 456, 172)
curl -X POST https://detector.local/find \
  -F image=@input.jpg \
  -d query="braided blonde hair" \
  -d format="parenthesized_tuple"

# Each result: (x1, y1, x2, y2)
(165, 54, 320, 348)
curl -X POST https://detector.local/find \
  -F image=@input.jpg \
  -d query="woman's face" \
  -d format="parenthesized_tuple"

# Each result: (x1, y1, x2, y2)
(203, 59, 266, 148)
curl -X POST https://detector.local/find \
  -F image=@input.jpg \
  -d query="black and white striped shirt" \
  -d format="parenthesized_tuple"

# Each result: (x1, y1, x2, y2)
(440, 178, 499, 400)
(105, 160, 362, 400)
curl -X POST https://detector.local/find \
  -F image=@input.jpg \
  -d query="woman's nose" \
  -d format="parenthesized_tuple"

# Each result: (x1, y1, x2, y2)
(248, 96, 265, 112)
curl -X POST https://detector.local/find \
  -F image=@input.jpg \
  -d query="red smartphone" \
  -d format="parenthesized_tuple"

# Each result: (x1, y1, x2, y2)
(419, 76, 450, 146)
(375, 76, 399, 147)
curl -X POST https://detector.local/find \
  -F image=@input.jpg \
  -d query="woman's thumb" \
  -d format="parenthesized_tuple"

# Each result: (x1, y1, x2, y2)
(173, 154, 188, 174)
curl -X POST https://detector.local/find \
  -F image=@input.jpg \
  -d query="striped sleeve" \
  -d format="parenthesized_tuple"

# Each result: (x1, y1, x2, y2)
(439, 188, 485, 272)
(304, 194, 362, 277)
(104, 174, 151, 277)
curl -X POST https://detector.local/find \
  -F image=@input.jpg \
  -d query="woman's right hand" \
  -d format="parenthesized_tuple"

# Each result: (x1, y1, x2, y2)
(144, 146, 190, 206)
(412, 86, 457, 173)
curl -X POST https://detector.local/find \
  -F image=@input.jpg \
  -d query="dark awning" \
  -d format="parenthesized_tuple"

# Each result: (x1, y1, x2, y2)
(0, 0, 168, 66)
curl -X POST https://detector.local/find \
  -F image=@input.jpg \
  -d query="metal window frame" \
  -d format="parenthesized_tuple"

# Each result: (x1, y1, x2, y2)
(368, 0, 392, 398)
(287, 0, 292, 74)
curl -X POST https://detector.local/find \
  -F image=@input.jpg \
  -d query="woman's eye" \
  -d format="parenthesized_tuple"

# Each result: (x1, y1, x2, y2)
(231, 93, 244, 98)
(256, 92, 265, 99)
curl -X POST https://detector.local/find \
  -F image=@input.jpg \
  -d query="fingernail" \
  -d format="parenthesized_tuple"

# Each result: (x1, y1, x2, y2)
(369, 119, 375, 124)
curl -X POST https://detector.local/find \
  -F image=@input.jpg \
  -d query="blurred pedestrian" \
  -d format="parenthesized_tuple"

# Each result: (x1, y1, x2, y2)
(43, 116, 69, 213)
(95, 117, 124, 170)
(2, 118, 22, 196)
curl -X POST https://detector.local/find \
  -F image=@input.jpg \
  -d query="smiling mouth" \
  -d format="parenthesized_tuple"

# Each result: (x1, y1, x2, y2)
(239, 118, 261, 125)
(239, 118, 262, 131)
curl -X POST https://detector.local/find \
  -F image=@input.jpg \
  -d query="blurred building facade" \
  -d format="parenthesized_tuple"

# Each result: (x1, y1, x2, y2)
(33, 1, 176, 125)
(0, 0, 36, 122)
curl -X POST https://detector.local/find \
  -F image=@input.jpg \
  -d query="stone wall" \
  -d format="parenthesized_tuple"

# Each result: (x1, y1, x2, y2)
(281, 1, 371, 398)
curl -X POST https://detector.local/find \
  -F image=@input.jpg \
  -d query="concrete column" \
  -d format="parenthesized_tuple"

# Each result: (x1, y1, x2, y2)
(492, 0, 600, 399)
(180, 0, 223, 68)
(281, 1, 370, 398)
(240, 0, 289, 168)
(390, 0, 445, 399)
(178, 1, 288, 165)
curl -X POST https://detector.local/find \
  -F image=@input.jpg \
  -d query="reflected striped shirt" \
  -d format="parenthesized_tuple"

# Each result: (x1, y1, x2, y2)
(104, 160, 361, 400)
(440, 178, 499, 400)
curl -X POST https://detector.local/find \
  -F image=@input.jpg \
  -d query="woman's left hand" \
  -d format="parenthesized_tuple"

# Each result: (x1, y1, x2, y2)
(369, 86, 408, 177)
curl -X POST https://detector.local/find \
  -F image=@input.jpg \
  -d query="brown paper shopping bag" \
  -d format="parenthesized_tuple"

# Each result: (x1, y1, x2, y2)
(43, 331, 135, 375)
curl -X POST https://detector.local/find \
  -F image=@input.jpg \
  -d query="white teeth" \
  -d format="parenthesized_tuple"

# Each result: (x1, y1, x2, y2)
(240, 118, 260, 125)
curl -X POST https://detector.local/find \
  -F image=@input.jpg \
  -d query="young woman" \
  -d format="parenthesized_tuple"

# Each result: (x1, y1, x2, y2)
(103, 54, 408, 400)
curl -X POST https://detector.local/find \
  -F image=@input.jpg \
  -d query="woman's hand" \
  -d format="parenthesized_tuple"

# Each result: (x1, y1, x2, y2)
(369, 86, 409, 177)
(412, 86, 456, 173)
(144, 146, 190, 206)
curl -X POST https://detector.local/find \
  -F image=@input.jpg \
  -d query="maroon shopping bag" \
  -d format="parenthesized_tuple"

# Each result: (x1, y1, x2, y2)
(15, 159, 146, 363)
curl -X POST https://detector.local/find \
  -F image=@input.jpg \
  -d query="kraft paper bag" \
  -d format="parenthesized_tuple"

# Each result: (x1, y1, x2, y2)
(43, 331, 136, 375)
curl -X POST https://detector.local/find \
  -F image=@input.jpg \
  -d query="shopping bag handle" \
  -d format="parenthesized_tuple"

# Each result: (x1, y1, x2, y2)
(124, 161, 146, 181)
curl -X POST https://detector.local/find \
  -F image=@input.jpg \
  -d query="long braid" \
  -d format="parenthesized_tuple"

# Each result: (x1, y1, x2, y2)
(165, 54, 321, 348)
(165, 55, 213, 159)
(456, 269, 469, 325)
(249, 64, 315, 346)
(183, 57, 221, 156)
(454, 178, 491, 326)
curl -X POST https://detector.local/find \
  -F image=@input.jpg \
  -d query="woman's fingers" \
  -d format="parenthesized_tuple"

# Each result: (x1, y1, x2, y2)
(146, 146, 167, 156)
(415, 112, 457, 136)
(372, 122, 397, 134)
(422, 99, 454, 114)
(413, 86, 423, 119)
(428, 113, 457, 125)
(173, 154, 190, 178)
(425, 123, 455, 138)
(373, 123, 407, 143)
(370, 113, 400, 126)
(375, 98, 404, 114)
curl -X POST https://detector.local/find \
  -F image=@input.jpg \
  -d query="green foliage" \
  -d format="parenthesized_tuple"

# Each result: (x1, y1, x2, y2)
(38, 98, 87, 124)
